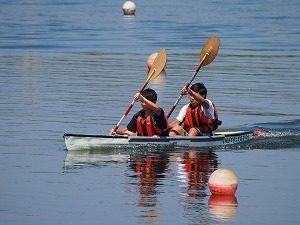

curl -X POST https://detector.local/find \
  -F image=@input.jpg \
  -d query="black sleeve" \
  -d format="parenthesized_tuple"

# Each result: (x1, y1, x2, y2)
(127, 112, 139, 132)
(153, 108, 168, 129)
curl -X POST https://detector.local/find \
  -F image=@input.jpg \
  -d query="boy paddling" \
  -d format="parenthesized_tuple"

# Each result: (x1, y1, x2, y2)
(110, 88, 168, 136)
(168, 82, 221, 136)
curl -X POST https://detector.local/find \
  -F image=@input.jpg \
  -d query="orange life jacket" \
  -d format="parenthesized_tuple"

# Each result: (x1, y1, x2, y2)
(136, 114, 167, 136)
(183, 103, 222, 133)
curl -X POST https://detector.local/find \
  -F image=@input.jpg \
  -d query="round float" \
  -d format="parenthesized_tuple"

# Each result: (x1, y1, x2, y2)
(208, 168, 238, 195)
(122, 1, 136, 15)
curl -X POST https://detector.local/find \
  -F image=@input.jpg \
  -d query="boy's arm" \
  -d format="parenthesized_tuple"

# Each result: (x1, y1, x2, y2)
(110, 128, 135, 136)
(168, 104, 187, 129)
(134, 93, 162, 115)
(168, 119, 181, 129)
(184, 87, 210, 109)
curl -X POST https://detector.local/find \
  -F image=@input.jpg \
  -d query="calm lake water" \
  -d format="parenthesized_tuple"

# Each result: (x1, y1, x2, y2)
(1, 0, 300, 224)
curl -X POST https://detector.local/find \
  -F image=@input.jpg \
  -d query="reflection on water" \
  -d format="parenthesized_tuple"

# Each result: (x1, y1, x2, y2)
(64, 149, 130, 168)
(208, 195, 238, 221)
(128, 153, 169, 225)
(173, 150, 223, 224)
(177, 150, 218, 197)
(129, 153, 169, 206)
(1, 0, 299, 224)
(64, 148, 239, 223)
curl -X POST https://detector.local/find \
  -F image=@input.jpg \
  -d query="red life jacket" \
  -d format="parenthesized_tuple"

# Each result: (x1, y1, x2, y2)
(136, 114, 167, 136)
(183, 103, 222, 133)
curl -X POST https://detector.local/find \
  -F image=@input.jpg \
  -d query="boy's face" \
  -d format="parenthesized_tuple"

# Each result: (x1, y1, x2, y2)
(140, 100, 156, 111)
(141, 101, 148, 110)
(189, 93, 204, 107)
(189, 95, 199, 107)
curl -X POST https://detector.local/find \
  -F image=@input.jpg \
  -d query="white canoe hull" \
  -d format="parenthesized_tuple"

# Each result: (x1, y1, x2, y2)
(64, 131, 252, 151)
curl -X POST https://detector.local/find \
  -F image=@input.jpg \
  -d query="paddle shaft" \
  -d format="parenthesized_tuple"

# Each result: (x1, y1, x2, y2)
(113, 69, 156, 132)
(166, 52, 209, 119)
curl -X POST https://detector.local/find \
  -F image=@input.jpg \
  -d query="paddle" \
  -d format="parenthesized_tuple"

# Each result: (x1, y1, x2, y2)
(166, 36, 220, 119)
(113, 48, 167, 133)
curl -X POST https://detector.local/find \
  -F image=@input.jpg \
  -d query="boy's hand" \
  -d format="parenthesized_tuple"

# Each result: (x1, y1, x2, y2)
(181, 86, 189, 95)
(134, 92, 144, 102)
(110, 128, 116, 135)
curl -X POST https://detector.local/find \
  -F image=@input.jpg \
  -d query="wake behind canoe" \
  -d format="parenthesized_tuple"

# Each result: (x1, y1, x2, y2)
(63, 131, 252, 151)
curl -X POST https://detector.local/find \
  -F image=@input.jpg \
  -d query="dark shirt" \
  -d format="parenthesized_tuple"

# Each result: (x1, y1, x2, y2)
(127, 108, 168, 135)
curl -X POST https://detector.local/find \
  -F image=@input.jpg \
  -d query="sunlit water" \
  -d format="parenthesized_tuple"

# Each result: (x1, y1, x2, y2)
(0, 0, 299, 225)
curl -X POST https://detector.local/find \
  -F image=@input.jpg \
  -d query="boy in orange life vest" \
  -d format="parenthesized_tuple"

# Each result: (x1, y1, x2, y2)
(110, 88, 168, 136)
(169, 82, 220, 136)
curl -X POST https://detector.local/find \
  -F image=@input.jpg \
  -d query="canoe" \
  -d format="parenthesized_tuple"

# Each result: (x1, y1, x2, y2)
(63, 131, 253, 151)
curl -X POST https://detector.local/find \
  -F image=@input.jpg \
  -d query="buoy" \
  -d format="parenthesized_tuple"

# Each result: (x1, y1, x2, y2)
(253, 129, 268, 136)
(146, 52, 166, 84)
(122, 1, 136, 16)
(208, 195, 238, 220)
(147, 52, 158, 69)
(208, 168, 238, 195)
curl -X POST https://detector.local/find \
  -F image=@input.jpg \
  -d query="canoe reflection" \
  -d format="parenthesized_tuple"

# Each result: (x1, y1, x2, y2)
(64, 148, 235, 223)
(64, 150, 130, 168)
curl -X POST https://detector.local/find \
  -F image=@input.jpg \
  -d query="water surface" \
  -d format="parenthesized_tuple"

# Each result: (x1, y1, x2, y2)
(0, 0, 299, 225)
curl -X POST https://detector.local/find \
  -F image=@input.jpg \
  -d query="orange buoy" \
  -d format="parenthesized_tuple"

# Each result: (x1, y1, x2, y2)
(208, 168, 238, 195)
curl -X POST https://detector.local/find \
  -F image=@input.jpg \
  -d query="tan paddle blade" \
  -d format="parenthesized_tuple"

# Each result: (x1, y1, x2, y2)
(199, 36, 220, 67)
(147, 48, 167, 81)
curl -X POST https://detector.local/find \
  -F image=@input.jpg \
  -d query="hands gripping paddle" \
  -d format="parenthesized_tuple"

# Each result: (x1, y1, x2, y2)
(113, 48, 167, 132)
(166, 36, 220, 119)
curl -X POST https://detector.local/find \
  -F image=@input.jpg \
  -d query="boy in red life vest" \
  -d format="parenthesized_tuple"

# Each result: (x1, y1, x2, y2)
(169, 83, 221, 136)
(110, 88, 168, 136)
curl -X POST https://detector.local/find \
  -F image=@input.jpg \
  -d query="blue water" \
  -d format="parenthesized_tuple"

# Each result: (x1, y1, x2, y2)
(0, 0, 300, 224)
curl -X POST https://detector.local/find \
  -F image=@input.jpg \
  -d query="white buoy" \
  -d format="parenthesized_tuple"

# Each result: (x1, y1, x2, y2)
(122, 1, 136, 16)
(208, 168, 238, 195)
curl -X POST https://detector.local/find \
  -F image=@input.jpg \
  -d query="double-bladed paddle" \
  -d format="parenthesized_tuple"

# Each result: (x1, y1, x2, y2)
(166, 36, 220, 119)
(113, 48, 167, 133)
